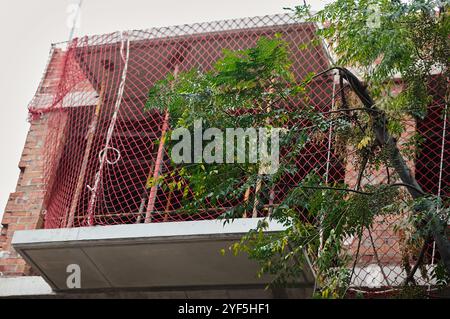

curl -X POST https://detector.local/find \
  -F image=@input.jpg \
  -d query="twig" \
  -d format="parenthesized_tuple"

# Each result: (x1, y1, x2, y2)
(345, 224, 364, 296)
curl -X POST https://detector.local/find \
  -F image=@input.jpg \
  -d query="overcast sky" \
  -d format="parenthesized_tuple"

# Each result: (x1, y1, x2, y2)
(0, 0, 332, 224)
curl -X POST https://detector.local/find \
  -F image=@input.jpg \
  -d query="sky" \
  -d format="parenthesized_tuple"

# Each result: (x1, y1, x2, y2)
(0, 0, 333, 224)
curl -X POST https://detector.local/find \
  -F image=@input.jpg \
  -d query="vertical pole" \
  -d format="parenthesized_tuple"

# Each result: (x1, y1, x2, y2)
(242, 188, 251, 218)
(144, 111, 170, 223)
(66, 84, 105, 228)
(268, 186, 275, 216)
(136, 163, 153, 224)
(252, 177, 263, 218)
(145, 65, 179, 223)
(163, 188, 174, 222)
(251, 149, 266, 218)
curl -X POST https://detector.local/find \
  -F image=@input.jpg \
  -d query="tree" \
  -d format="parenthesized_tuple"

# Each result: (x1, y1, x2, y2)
(145, 1, 449, 298)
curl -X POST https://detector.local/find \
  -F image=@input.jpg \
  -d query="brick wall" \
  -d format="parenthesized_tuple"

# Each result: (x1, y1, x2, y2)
(344, 115, 417, 266)
(0, 49, 64, 277)
(0, 116, 48, 276)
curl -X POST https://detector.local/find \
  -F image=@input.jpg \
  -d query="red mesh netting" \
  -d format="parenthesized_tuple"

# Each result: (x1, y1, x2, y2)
(27, 14, 448, 290)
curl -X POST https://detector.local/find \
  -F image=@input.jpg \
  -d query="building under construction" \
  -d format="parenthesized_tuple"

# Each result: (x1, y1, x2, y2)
(0, 14, 448, 298)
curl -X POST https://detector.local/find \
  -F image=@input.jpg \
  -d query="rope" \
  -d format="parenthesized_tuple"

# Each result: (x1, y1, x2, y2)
(429, 99, 448, 291)
(99, 147, 122, 165)
(86, 31, 130, 226)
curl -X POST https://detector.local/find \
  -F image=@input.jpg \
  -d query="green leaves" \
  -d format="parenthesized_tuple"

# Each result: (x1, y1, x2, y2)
(215, 34, 294, 84)
(296, 0, 448, 118)
(143, 6, 450, 296)
(144, 36, 298, 209)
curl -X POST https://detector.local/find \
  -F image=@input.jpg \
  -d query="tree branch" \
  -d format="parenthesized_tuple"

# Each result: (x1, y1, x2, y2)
(327, 67, 450, 274)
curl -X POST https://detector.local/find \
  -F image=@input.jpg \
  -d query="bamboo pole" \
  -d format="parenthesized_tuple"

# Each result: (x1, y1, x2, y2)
(163, 188, 174, 222)
(242, 187, 251, 218)
(136, 162, 153, 224)
(66, 84, 105, 228)
(144, 111, 170, 223)
(144, 65, 179, 223)
(252, 177, 263, 218)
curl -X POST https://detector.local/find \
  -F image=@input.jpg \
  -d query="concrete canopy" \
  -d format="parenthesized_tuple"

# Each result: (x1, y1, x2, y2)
(12, 218, 314, 293)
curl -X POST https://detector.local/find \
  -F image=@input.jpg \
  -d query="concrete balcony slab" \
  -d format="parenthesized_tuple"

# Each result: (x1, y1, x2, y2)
(12, 218, 314, 293)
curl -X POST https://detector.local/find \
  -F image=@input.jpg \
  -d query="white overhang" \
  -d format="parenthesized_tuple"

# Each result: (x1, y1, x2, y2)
(12, 218, 314, 292)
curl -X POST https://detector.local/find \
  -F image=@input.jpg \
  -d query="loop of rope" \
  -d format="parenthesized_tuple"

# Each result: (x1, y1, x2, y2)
(99, 147, 121, 165)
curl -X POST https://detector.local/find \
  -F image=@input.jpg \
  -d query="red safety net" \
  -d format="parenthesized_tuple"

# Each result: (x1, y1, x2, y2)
(27, 14, 448, 292)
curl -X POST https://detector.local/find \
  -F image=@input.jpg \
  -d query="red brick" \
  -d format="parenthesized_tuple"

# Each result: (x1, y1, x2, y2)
(0, 107, 49, 276)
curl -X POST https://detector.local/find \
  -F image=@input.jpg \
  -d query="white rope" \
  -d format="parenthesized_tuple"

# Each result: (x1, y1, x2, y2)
(99, 147, 121, 165)
(325, 77, 337, 184)
(86, 32, 130, 225)
(437, 102, 448, 213)
(429, 101, 448, 291)
(318, 72, 338, 276)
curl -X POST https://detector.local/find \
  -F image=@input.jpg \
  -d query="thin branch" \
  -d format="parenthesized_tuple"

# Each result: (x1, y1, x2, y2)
(368, 227, 392, 287)
(286, 184, 372, 196)
(356, 150, 370, 191)
(283, 182, 426, 197)
(345, 224, 364, 296)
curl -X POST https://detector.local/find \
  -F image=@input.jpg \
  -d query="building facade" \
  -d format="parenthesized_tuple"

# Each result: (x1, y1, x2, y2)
(0, 14, 448, 298)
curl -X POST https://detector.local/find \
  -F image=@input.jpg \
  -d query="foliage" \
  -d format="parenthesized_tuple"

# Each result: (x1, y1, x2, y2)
(296, 0, 449, 117)
(145, 1, 449, 298)
(145, 36, 305, 211)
